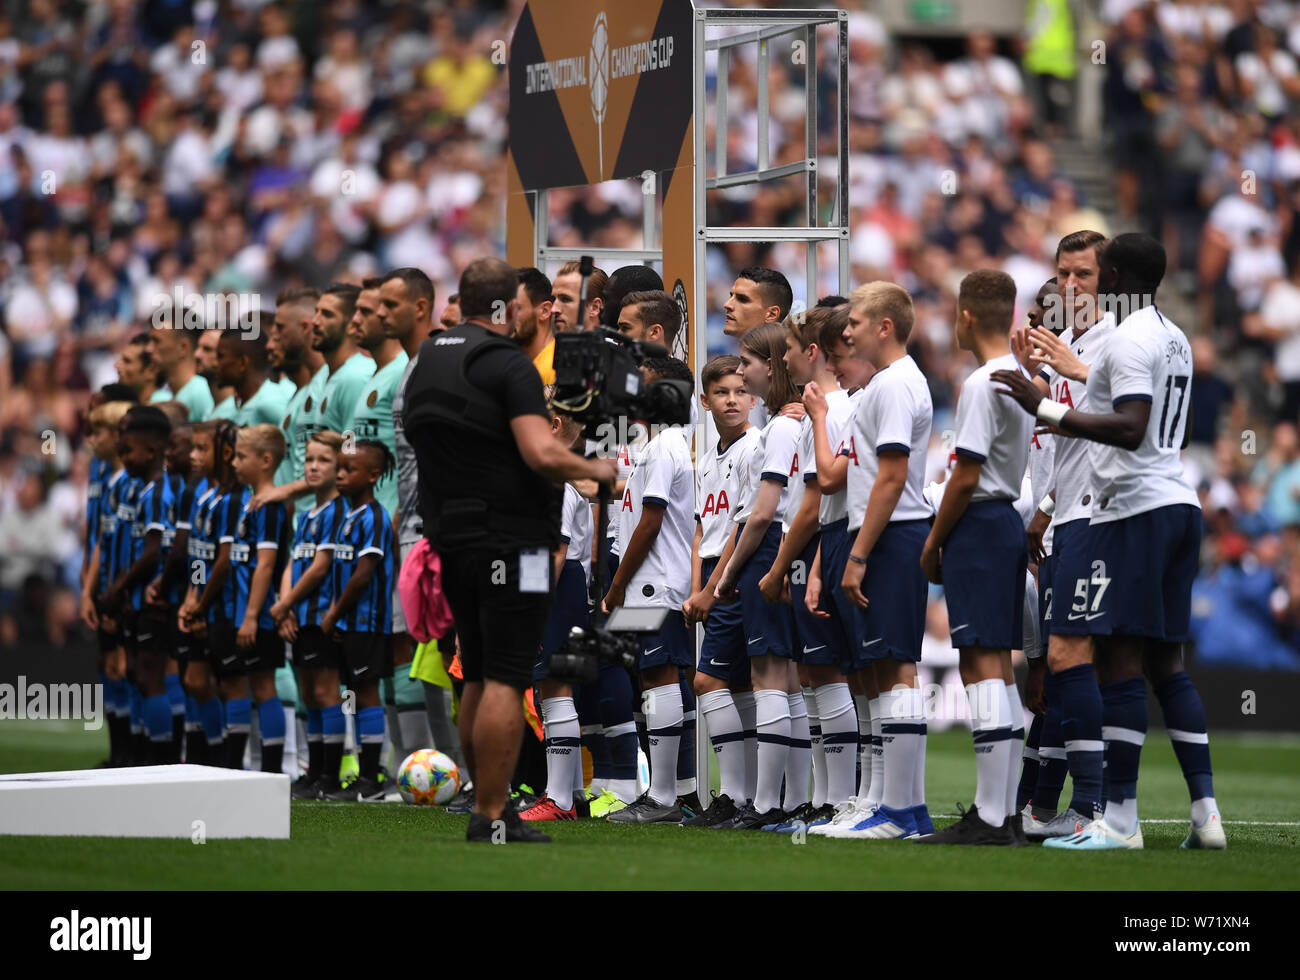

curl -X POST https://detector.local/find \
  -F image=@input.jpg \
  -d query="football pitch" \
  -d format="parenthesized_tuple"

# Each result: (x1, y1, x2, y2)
(1, 721, 1297, 890)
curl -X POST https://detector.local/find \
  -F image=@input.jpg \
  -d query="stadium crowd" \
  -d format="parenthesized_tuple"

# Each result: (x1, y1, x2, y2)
(0, 0, 1298, 682)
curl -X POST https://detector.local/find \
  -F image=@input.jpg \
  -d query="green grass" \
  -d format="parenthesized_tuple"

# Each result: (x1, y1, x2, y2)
(1, 720, 1297, 890)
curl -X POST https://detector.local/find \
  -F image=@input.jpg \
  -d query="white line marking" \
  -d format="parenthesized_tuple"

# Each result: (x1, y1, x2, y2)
(932, 815, 1300, 826)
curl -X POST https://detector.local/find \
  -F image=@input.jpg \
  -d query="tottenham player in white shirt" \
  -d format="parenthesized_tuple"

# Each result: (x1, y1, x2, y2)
(1010, 233, 1118, 840)
(521, 398, 596, 821)
(605, 358, 699, 823)
(918, 270, 1033, 846)
(715, 322, 805, 830)
(823, 282, 938, 840)
(804, 322, 876, 834)
(757, 306, 855, 831)
(682, 356, 761, 826)
(994, 233, 1224, 850)
(1016, 276, 1072, 838)
(723, 267, 794, 429)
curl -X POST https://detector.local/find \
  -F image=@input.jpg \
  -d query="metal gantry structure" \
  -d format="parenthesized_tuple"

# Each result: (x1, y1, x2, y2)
(688, 5, 851, 791)
(693, 5, 851, 356)
(519, 5, 853, 796)
(530, 6, 851, 352)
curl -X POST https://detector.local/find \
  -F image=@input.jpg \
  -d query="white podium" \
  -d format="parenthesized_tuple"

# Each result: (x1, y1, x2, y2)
(0, 765, 289, 839)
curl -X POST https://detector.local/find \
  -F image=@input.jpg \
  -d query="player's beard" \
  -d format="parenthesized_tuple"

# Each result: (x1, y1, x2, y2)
(278, 348, 303, 374)
(514, 313, 537, 345)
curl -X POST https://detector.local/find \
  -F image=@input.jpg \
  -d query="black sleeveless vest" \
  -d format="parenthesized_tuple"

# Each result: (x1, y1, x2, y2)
(403, 323, 559, 551)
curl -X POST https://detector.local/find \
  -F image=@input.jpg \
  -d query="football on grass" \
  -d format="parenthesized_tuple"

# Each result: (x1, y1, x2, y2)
(396, 749, 461, 805)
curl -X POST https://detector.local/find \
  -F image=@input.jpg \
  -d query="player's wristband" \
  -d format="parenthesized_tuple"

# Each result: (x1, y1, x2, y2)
(847, 553, 867, 565)
(1036, 399, 1068, 427)
(1038, 494, 1055, 517)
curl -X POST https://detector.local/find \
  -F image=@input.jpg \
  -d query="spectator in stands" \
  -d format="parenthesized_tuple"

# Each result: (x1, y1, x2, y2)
(1188, 336, 1237, 477)
(1265, 422, 1300, 532)
(1253, 252, 1300, 419)
(1021, 0, 1077, 138)
(1157, 64, 1227, 275)
(1190, 531, 1300, 671)
(0, 469, 65, 648)
(1104, 5, 1172, 233)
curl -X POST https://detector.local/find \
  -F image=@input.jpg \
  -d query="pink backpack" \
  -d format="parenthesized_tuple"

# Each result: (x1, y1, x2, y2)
(397, 537, 454, 643)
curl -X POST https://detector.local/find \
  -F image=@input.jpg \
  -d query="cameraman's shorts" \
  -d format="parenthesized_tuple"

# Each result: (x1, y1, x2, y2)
(536, 559, 591, 683)
(441, 547, 555, 691)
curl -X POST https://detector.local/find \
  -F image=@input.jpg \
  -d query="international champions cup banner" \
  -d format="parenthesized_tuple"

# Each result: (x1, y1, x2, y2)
(506, 0, 696, 364)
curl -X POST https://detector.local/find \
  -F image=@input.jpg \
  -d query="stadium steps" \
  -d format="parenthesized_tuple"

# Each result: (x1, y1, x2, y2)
(1049, 135, 1198, 331)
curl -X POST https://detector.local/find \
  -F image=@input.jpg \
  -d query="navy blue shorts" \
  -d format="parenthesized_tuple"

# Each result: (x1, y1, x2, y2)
(698, 556, 749, 683)
(736, 522, 794, 660)
(639, 609, 696, 669)
(789, 532, 840, 666)
(820, 520, 863, 673)
(857, 518, 930, 665)
(1037, 549, 1056, 644)
(598, 539, 619, 603)
(942, 500, 1028, 651)
(1046, 518, 1091, 637)
(538, 559, 591, 682)
(1082, 504, 1201, 643)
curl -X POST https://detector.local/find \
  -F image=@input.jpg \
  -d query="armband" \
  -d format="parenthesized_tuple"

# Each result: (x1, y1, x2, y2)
(1036, 399, 1068, 427)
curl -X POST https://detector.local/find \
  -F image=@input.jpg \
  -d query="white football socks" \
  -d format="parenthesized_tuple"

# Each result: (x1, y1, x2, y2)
(815, 682, 858, 805)
(753, 689, 791, 813)
(855, 694, 872, 798)
(783, 690, 811, 811)
(881, 685, 925, 811)
(644, 684, 682, 807)
(866, 696, 885, 808)
(805, 687, 827, 808)
(913, 709, 928, 810)
(699, 689, 747, 803)
(1004, 680, 1025, 820)
(968, 679, 1012, 827)
(540, 697, 580, 811)
(733, 690, 758, 802)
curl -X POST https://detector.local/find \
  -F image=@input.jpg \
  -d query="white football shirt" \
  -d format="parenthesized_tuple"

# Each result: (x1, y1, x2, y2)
(615, 425, 695, 608)
(815, 387, 854, 527)
(696, 426, 760, 560)
(783, 416, 819, 533)
(1039, 314, 1116, 525)
(561, 482, 594, 582)
(1026, 426, 1056, 553)
(597, 429, 647, 551)
(733, 413, 801, 525)
(847, 354, 934, 530)
(1084, 305, 1201, 523)
(954, 352, 1033, 502)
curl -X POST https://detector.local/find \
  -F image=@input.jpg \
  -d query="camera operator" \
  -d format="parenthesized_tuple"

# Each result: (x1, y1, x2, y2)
(401, 257, 618, 844)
